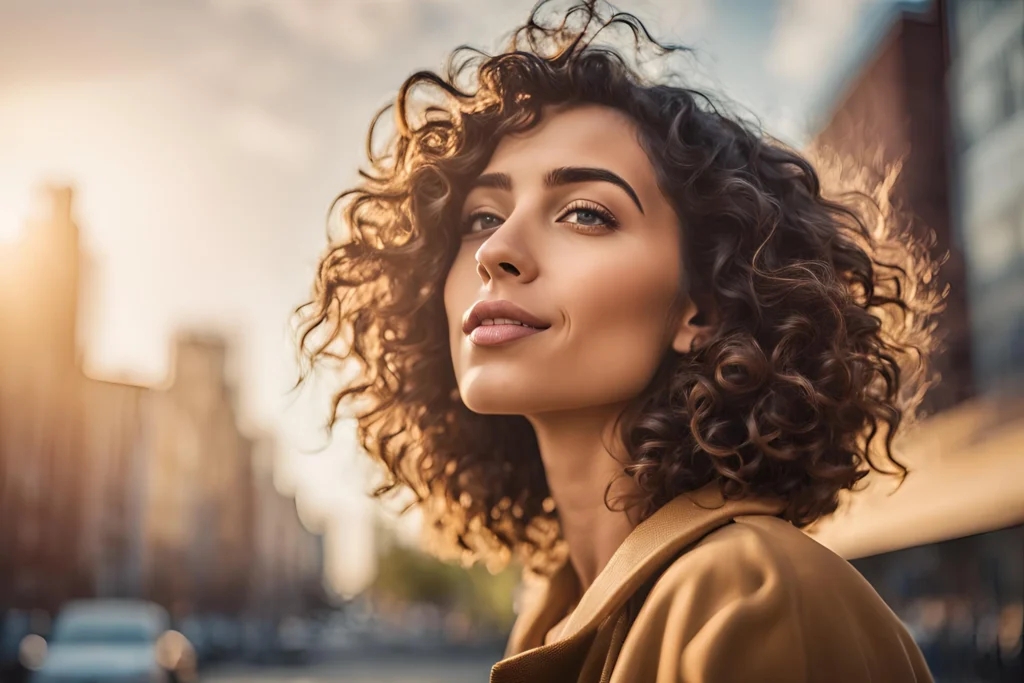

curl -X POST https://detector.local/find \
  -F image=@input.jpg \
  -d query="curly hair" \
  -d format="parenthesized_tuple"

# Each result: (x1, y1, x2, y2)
(297, 0, 944, 573)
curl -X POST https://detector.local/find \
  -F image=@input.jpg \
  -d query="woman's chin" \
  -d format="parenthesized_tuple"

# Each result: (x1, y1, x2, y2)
(460, 390, 534, 416)
(458, 379, 556, 416)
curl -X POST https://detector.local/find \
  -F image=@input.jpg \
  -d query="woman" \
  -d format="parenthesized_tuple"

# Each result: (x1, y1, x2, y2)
(298, 1, 941, 680)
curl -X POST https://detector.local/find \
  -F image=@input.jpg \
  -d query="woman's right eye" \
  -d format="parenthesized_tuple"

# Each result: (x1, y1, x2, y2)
(462, 211, 504, 234)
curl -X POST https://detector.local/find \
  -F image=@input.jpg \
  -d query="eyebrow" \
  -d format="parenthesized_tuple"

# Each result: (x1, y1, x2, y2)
(469, 166, 646, 215)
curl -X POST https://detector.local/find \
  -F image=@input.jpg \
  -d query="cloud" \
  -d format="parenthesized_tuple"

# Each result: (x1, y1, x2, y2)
(766, 0, 864, 85)
(179, 42, 300, 103)
(206, 0, 713, 64)
(208, 0, 423, 61)
(222, 104, 315, 169)
(648, 0, 712, 36)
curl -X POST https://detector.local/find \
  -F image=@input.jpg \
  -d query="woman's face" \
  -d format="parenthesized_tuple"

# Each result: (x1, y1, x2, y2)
(443, 103, 699, 417)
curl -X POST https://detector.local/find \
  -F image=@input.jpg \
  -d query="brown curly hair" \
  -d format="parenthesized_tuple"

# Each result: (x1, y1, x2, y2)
(297, 0, 944, 573)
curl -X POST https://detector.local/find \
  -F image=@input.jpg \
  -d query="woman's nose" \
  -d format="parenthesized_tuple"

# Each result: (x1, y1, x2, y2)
(476, 260, 521, 283)
(474, 220, 536, 285)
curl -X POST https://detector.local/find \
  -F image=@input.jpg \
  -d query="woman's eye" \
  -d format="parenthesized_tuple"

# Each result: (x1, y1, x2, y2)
(463, 212, 503, 234)
(461, 203, 618, 235)
(560, 203, 618, 231)
(566, 209, 606, 226)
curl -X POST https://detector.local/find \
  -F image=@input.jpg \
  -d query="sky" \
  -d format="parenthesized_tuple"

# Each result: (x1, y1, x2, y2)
(0, 0, 926, 595)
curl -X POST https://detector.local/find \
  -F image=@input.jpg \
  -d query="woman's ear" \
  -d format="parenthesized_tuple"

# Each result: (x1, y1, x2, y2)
(671, 296, 714, 354)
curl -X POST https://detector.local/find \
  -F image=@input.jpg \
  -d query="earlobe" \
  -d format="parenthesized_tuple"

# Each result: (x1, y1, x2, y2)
(671, 298, 711, 354)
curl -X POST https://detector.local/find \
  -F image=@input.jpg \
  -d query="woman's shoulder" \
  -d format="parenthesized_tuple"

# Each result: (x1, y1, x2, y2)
(620, 513, 933, 682)
(651, 513, 878, 602)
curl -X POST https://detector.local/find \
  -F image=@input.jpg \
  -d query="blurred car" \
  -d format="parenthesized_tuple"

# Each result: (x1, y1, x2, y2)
(275, 616, 313, 664)
(26, 600, 196, 683)
(203, 615, 242, 662)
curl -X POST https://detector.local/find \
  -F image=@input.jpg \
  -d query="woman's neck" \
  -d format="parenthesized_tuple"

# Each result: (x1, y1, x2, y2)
(527, 403, 642, 594)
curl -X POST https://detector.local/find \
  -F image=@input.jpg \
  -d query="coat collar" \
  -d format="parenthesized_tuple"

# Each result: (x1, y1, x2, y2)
(492, 484, 786, 683)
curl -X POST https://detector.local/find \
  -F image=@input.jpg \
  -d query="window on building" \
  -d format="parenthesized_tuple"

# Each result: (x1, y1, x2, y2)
(1017, 196, 1024, 253)
(952, 1, 1024, 149)
(1009, 40, 1024, 112)
(971, 215, 1016, 279)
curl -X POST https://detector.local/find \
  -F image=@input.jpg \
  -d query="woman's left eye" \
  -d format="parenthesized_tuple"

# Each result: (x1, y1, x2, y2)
(559, 202, 619, 232)
(565, 209, 609, 226)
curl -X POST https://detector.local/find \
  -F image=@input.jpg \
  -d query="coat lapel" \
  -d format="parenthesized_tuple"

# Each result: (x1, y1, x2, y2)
(491, 485, 785, 683)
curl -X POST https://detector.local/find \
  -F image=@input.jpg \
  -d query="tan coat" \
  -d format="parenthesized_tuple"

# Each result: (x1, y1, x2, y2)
(490, 485, 934, 683)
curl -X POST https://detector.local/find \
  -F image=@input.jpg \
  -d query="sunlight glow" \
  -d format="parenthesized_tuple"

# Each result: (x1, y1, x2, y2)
(0, 182, 32, 244)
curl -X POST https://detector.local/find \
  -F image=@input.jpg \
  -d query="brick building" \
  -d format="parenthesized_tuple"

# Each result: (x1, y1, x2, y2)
(811, 1, 972, 415)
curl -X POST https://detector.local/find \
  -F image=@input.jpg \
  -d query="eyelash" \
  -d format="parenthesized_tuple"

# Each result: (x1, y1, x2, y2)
(461, 200, 619, 236)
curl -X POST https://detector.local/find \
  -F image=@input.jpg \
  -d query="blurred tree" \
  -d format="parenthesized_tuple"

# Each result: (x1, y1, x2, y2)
(370, 541, 518, 633)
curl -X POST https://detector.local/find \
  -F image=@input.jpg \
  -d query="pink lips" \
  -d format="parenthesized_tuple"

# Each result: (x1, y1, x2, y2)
(463, 299, 551, 347)
(469, 323, 544, 346)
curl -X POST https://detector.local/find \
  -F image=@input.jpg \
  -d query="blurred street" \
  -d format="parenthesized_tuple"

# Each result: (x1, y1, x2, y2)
(201, 649, 502, 683)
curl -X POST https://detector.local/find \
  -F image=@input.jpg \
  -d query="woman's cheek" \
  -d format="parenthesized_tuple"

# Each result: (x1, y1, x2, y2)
(556, 263, 677, 400)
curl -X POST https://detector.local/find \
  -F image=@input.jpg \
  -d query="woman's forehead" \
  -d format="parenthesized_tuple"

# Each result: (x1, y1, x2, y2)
(480, 104, 657, 190)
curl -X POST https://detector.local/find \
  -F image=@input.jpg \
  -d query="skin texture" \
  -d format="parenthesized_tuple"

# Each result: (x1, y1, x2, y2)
(443, 103, 708, 599)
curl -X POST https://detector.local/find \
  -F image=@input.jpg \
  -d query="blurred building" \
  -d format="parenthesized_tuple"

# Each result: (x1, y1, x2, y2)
(947, 0, 1024, 393)
(811, 0, 972, 415)
(143, 332, 256, 616)
(79, 377, 150, 600)
(0, 187, 323, 626)
(249, 433, 325, 619)
(808, 1, 1023, 679)
(0, 187, 91, 614)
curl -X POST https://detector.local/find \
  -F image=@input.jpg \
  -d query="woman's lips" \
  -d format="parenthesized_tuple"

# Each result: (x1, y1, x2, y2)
(468, 323, 545, 346)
